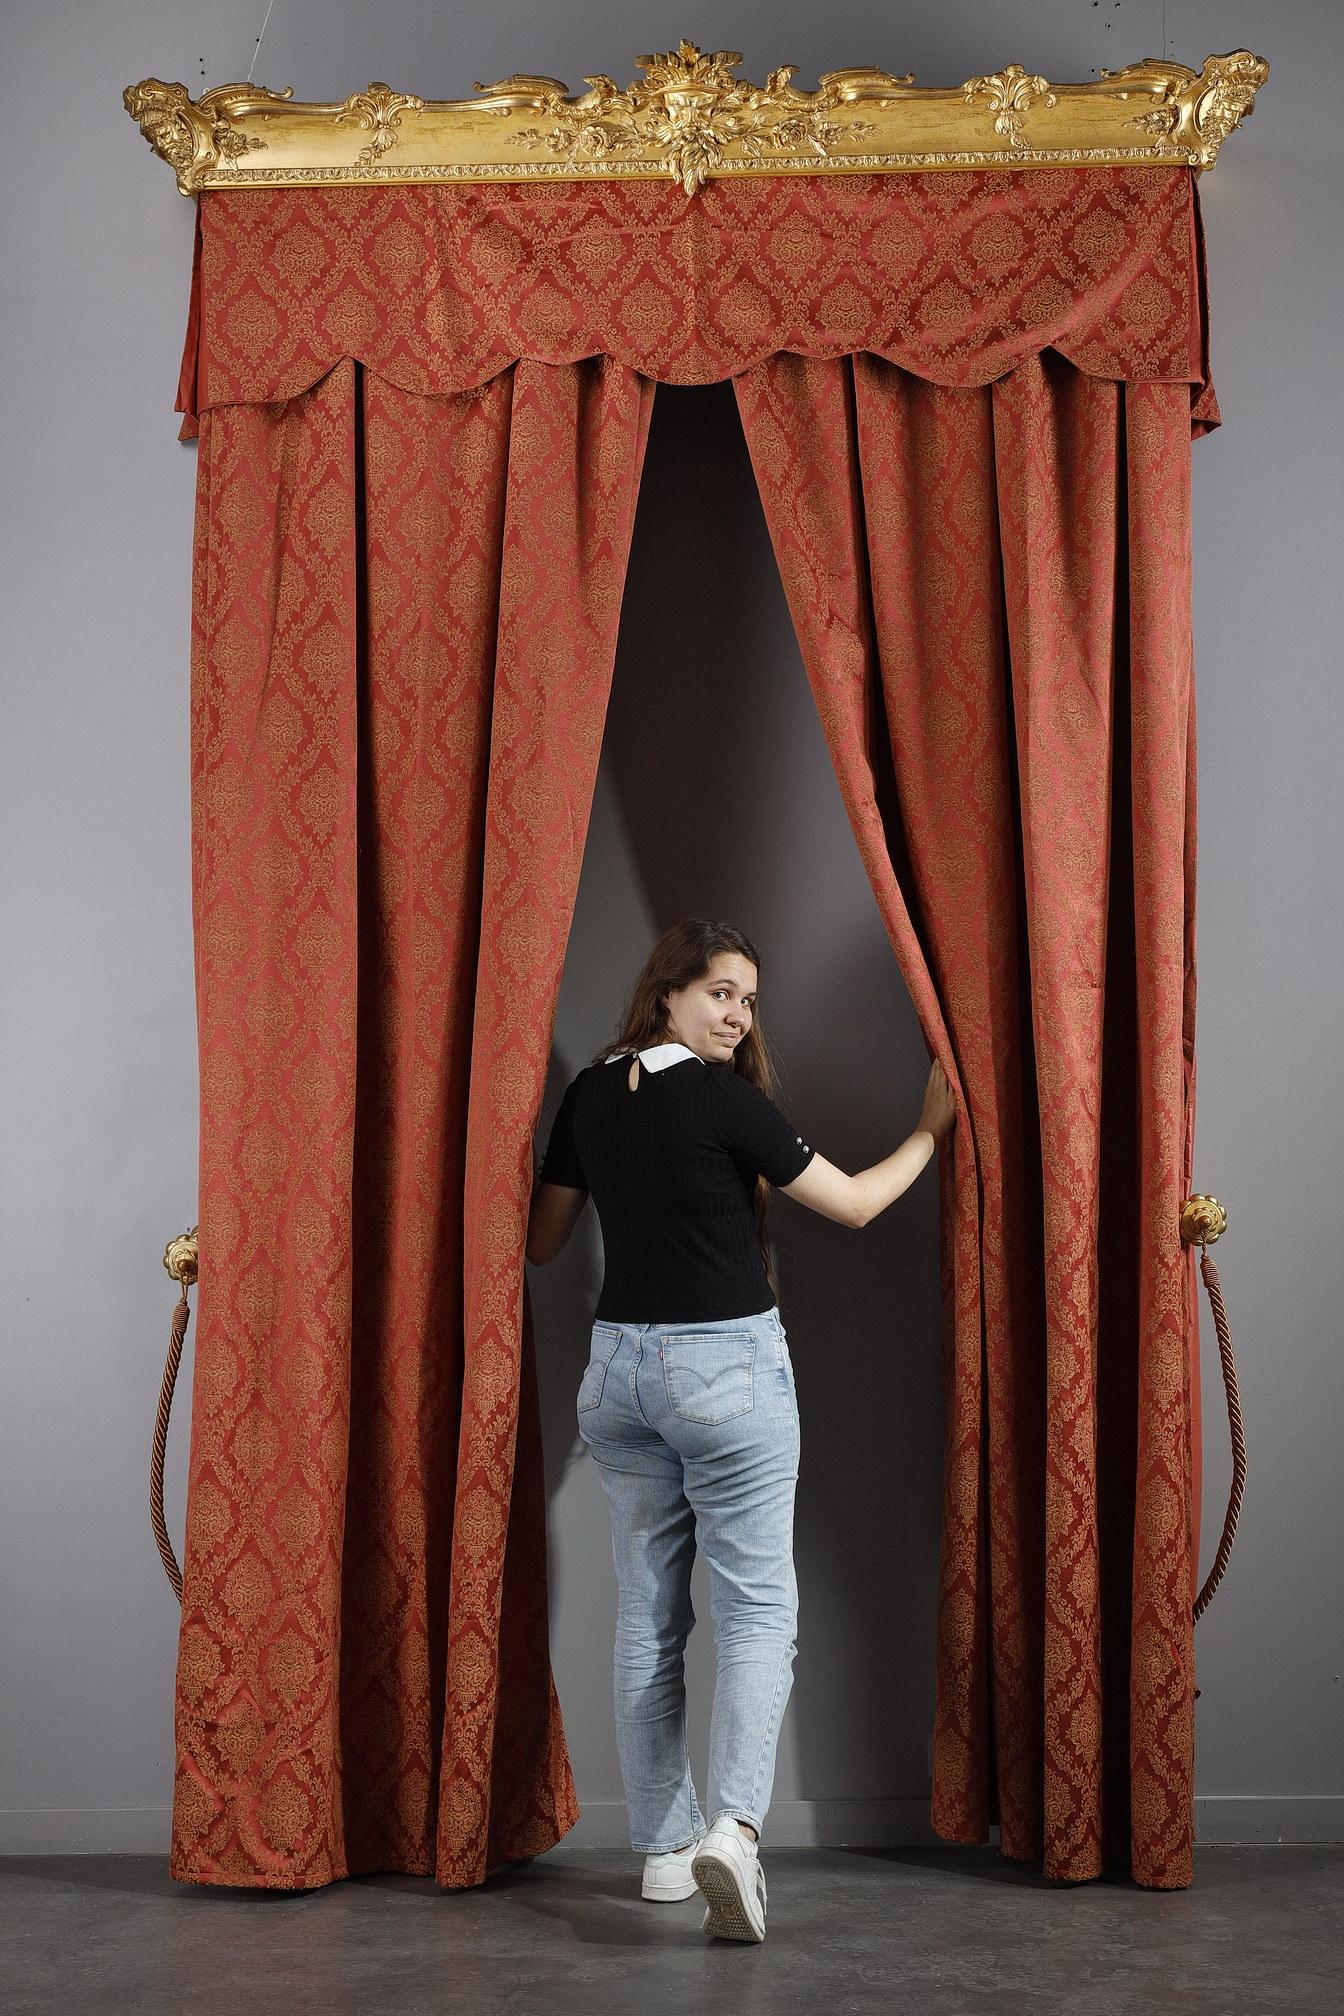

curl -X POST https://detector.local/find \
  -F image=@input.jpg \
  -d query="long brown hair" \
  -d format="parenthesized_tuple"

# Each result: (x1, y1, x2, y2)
(591, 919, 786, 1309)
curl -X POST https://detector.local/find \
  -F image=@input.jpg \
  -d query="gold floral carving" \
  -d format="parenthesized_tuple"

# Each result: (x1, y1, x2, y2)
(334, 83, 426, 168)
(494, 40, 896, 196)
(962, 65, 1056, 148)
(123, 47, 1268, 194)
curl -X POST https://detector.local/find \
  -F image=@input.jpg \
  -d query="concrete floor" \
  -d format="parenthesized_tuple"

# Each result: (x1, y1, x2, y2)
(1, 1846, 1339, 2014)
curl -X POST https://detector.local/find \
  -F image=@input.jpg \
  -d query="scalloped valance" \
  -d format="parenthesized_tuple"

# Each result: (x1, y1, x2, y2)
(174, 166, 1218, 437)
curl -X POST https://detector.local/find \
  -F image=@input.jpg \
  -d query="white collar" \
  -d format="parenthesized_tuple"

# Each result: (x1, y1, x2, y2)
(604, 1041, 704, 1072)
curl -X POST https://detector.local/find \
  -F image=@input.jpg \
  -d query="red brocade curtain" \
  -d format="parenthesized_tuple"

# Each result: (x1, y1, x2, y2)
(178, 352, 652, 1887)
(734, 352, 1200, 1886)
(166, 168, 1212, 1894)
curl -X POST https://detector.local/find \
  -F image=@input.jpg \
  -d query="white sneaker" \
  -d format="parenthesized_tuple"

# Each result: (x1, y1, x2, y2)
(691, 1818, 768, 1941)
(641, 1838, 700, 1902)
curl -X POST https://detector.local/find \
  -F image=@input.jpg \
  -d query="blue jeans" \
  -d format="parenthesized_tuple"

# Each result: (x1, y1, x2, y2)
(576, 1303, 800, 1855)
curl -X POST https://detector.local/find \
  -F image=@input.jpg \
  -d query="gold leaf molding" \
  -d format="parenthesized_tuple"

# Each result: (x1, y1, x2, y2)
(124, 43, 1267, 196)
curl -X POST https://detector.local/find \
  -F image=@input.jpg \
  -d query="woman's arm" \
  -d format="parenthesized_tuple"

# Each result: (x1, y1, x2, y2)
(778, 1060, 956, 1229)
(525, 1178, 589, 1265)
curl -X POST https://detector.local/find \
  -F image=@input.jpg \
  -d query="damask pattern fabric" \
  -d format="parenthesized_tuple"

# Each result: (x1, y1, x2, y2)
(173, 168, 1213, 434)
(735, 350, 1200, 1888)
(174, 351, 653, 1889)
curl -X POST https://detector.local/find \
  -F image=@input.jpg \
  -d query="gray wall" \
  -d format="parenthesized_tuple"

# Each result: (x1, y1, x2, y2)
(2, 0, 1338, 1855)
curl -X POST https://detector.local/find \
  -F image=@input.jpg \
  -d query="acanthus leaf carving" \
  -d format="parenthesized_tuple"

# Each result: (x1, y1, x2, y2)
(484, 39, 900, 195)
(962, 65, 1057, 149)
(334, 83, 426, 168)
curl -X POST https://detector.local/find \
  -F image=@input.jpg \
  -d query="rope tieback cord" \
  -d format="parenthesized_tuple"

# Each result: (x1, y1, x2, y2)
(151, 1228, 196, 1604)
(148, 1204, 1245, 1625)
(1192, 1239, 1246, 1623)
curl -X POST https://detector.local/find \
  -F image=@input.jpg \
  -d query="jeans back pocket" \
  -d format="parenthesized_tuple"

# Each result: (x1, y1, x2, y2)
(578, 1327, 623, 1413)
(661, 1332, 756, 1425)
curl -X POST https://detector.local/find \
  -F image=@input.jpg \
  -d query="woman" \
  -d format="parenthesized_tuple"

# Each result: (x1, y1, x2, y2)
(526, 919, 956, 1943)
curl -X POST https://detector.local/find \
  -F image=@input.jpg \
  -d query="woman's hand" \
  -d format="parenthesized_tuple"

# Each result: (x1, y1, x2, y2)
(783, 1058, 957, 1227)
(917, 1058, 957, 1144)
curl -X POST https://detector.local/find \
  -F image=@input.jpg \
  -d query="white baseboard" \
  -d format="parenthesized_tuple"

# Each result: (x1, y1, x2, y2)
(0, 1809, 173, 1854)
(1194, 1797, 1344, 1844)
(2, 1796, 1339, 1857)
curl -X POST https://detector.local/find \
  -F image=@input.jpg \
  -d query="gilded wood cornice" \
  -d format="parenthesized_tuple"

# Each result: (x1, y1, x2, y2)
(124, 42, 1267, 196)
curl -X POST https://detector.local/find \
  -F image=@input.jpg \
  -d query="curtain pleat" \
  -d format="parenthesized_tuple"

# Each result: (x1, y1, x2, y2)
(991, 354, 1121, 1873)
(1121, 380, 1199, 1887)
(446, 357, 656, 1883)
(735, 351, 1198, 1887)
(173, 355, 653, 1890)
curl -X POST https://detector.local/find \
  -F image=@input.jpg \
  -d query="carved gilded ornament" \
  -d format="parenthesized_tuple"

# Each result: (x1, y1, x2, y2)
(504, 40, 893, 195)
(124, 45, 1267, 196)
(962, 65, 1057, 147)
(334, 83, 427, 168)
(1120, 49, 1268, 159)
(123, 79, 285, 193)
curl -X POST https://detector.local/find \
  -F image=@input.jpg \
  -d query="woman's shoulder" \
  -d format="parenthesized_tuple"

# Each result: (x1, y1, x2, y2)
(704, 1061, 776, 1105)
(572, 1052, 626, 1086)
(551, 1058, 602, 1102)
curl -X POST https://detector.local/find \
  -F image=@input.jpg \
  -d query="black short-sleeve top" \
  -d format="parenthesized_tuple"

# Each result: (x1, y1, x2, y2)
(536, 1040, 816, 1323)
